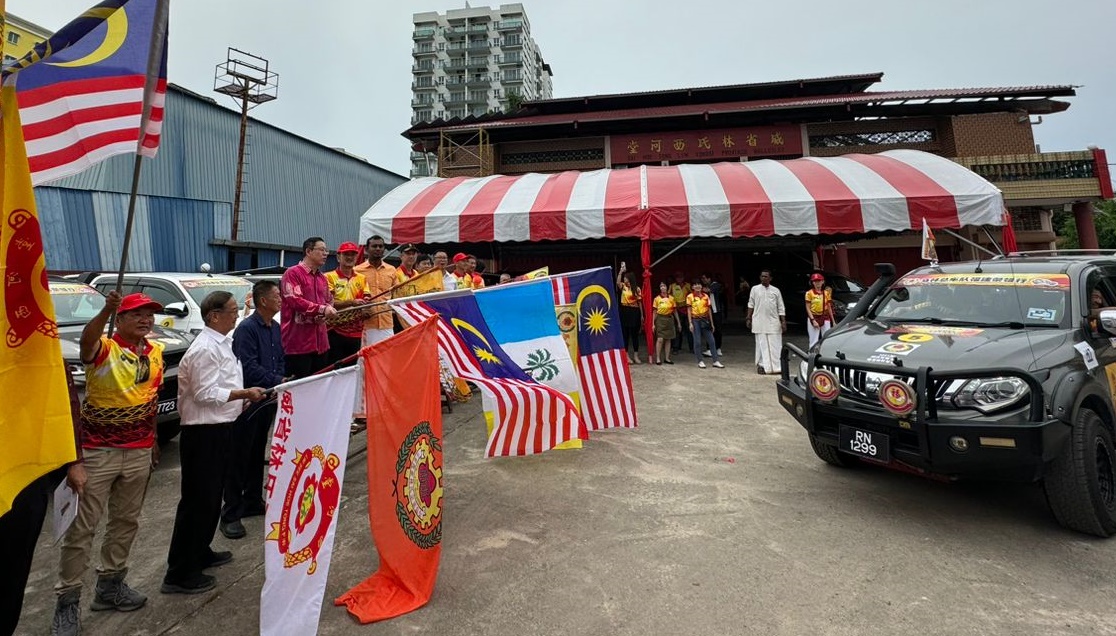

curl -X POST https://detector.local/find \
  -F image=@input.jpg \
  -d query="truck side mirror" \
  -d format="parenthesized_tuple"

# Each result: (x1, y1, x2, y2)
(1099, 309, 1116, 336)
(164, 302, 189, 318)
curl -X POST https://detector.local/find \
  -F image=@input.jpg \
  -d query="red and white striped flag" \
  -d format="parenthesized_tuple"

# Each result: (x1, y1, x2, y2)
(552, 267, 638, 431)
(4, 0, 169, 185)
(391, 291, 586, 457)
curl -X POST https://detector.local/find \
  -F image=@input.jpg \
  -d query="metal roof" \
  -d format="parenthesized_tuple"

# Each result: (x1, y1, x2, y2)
(406, 85, 1076, 137)
(46, 84, 407, 250)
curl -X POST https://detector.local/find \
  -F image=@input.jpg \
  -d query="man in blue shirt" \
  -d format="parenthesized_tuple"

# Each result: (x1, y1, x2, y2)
(221, 280, 286, 540)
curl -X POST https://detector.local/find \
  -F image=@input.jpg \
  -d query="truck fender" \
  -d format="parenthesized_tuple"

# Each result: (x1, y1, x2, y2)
(1049, 370, 1115, 427)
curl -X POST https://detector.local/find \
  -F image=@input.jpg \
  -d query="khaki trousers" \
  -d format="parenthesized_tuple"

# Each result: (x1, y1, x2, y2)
(55, 446, 152, 594)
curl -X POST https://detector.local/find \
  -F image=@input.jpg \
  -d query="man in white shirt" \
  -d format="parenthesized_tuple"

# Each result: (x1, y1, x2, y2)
(434, 251, 456, 291)
(746, 270, 787, 375)
(162, 291, 266, 595)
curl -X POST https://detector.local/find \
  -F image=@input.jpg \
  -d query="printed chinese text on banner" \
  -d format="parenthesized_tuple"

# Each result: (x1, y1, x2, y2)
(475, 278, 584, 449)
(392, 290, 586, 457)
(4, 0, 169, 185)
(921, 217, 938, 263)
(261, 367, 356, 636)
(552, 267, 638, 430)
(0, 13, 78, 518)
(335, 317, 444, 623)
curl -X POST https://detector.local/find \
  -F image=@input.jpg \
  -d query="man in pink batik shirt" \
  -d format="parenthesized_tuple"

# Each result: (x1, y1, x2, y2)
(280, 236, 337, 378)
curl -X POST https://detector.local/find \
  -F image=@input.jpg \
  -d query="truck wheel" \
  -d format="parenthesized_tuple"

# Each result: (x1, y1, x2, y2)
(157, 420, 181, 447)
(1043, 407, 1116, 537)
(809, 434, 859, 468)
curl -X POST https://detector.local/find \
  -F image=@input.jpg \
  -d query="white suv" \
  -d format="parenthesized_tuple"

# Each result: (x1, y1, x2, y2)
(90, 272, 254, 334)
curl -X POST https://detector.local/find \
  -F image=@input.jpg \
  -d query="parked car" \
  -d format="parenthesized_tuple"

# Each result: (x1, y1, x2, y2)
(785, 270, 868, 326)
(50, 278, 192, 446)
(87, 272, 254, 334)
(777, 255, 1116, 537)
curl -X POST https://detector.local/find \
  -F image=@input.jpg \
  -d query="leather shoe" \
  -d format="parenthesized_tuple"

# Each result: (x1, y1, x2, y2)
(242, 501, 266, 518)
(202, 550, 233, 569)
(161, 573, 216, 595)
(220, 520, 246, 540)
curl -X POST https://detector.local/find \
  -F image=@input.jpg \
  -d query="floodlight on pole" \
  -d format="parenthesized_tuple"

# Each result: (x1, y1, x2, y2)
(214, 48, 278, 243)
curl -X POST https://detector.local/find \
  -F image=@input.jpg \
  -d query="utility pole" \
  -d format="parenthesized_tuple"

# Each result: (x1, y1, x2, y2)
(214, 48, 278, 243)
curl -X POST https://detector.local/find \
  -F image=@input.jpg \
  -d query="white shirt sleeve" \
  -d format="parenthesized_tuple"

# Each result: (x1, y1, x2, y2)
(188, 344, 233, 406)
(776, 287, 786, 317)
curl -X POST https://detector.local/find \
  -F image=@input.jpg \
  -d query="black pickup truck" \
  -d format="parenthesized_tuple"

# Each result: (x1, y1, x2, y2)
(777, 255, 1116, 537)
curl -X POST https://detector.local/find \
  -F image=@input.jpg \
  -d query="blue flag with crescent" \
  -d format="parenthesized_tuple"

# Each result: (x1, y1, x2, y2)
(422, 293, 532, 382)
(5, 0, 169, 185)
(562, 267, 625, 355)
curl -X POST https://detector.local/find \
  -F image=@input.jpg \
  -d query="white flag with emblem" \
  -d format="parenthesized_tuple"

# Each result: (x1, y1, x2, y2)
(260, 367, 356, 636)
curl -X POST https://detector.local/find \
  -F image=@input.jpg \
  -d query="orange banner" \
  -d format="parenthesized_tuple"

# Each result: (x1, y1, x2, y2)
(335, 317, 443, 623)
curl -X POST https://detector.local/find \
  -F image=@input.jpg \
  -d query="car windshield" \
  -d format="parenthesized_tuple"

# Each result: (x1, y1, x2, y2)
(871, 272, 1071, 328)
(50, 282, 106, 325)
(179, 277, 252, 309)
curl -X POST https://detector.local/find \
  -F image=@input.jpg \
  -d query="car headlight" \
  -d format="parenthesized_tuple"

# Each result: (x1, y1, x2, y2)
(798, 359, 809, 382)
(950, 377, 1029, 414)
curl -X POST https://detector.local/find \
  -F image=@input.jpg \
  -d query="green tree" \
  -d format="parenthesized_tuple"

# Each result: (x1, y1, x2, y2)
(1055, 199, 1116, 249)
(505, 89, 524, 113)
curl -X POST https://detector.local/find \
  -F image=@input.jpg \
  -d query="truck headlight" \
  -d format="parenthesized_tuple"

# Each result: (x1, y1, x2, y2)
(951, 377, 1029, 414)
(798, 359, 809, 382)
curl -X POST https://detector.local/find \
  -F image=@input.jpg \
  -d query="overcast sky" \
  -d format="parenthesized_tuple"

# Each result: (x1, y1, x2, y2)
(11, 0, 1116, 178)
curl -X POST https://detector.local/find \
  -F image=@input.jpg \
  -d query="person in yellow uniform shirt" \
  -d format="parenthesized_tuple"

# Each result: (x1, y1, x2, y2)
(324, 242, 369, 365)
(652, 281, 681, 365)
(687, 282, 723, 369)
(669, 271, 692, 355)
(804, 272, 836, 347)
(617, 264, 643, 364)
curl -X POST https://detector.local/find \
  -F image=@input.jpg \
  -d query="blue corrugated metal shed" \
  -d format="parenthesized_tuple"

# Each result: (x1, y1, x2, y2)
(35, 187, 229, 273)
(45, 84, 406, 250)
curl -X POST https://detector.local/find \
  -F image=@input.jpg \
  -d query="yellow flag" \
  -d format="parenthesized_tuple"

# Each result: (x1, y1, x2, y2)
(0, 64, 77, 512)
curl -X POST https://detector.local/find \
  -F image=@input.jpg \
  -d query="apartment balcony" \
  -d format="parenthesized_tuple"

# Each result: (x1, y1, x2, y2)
(466, 56, 491, 69)
(955, 150, 1113, 206)
(444, 77, 467, 87)
(412, 46, 437, 57)
(444, 94, 468, 106)
(444, 59, 468, 70)
(497, 19, 524, 31)
(444, 25, 467, 39)
(412, 64, 435, 74)
(497, 55, 521, 66)
(467, 75, 491, 87)
(467, 40, 491, 52)
(445, 45, 467, 57)
(501, 74, 524, 84)
(467, 92, 489, 105)
(412, 27, 436, 40)
(498, 37, 523, 48)
(411, 98, 437, 107)
(469, 24, 490, 33)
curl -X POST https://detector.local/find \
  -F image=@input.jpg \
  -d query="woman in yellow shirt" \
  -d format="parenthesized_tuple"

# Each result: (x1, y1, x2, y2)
(617, 264, 643, 364)
(687, 282, 723, 368)
(652, 282, 681, 365)
(805, 273, 836, 347)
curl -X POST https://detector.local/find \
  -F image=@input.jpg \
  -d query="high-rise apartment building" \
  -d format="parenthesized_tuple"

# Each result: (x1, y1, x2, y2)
(410, 3, 553, 178)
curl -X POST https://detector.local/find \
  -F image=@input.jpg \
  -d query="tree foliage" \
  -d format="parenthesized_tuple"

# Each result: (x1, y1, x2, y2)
(505, 89, 524, 113)
(1055, 200, 1116, 249)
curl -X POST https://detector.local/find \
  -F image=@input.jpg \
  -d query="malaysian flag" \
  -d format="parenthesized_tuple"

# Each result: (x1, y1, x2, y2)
(3, 0, 169, 185)
(391, 290, 586, 457)
(552, 267, 638, 430)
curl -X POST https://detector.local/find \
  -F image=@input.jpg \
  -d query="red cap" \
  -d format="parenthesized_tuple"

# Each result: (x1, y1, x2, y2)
(810, 273, 825, 282)
(453, 252, 469, 263)
(337, 241, 360, 253)
(119, 292, 163, 314)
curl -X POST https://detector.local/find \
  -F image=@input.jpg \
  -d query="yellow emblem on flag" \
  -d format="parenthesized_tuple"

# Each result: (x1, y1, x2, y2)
(0, 71, 77, 515)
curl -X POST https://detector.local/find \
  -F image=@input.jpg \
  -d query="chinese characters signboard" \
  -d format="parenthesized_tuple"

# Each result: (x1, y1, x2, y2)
(610, 125, 803, 165)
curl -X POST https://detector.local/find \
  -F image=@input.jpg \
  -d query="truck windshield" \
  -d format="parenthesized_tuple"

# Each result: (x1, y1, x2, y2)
(871, 272, 1071, 329)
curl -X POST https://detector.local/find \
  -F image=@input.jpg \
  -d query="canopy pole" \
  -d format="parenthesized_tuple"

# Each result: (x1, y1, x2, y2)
(979, 225, 1006, 256)
(641, 239, 655, 359)
(939, 228, 999, 258)
(650, 237, 694, 269)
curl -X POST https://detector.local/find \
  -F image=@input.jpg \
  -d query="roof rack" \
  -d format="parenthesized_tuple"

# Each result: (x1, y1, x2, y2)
(1001, 249, 1116, 258)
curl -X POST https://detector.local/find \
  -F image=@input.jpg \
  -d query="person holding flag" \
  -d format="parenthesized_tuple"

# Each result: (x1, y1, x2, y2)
(324, 242, 369, 366)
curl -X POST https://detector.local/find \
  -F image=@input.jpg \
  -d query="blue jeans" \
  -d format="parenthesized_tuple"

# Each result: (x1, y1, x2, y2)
(692, 317, 718, 363)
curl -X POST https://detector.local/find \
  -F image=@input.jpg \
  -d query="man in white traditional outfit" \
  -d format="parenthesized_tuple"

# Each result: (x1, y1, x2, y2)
(746, 270, 786, 375)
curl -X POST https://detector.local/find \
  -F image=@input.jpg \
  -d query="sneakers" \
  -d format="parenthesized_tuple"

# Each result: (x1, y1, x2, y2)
(161, 573, 217, 595)
(51, 589, 81, 636)
(698, 361, 707, 369)
(717, 348, 723, 356)
(702, 350, 712, 357)
(220, 519, 246, 540)
(712, 361, 725, 369)
(91, 570, 146, 612)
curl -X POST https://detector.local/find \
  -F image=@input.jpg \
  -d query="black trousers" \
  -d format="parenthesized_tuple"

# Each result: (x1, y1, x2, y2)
(222, 403, 275, 524)
(166, 424, 231, 583)
(285, 352, 328, 379)
(327, 331, 361, 367)
(673, 313, 694, 352)
(712, 311, 725, 349)
(0, 470, 57, 636)
(619, 306, 641, 353)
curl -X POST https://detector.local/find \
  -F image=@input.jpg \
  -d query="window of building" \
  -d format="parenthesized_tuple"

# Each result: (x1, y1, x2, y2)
(2, 54, 15, 65)
(449, 108, 467, 119)
(6, 31, 20, 45)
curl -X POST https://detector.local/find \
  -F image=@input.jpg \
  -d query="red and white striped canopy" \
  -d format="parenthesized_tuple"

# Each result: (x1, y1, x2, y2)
(360, 150, 1004, 244)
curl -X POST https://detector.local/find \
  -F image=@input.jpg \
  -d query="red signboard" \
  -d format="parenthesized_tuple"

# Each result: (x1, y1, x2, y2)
(610, 125, 803, 165)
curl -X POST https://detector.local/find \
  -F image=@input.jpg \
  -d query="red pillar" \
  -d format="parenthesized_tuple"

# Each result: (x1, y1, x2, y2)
(641, 239, 655, 356)
(1074, 202, 1100, 250)
(834, 244, 851, 277)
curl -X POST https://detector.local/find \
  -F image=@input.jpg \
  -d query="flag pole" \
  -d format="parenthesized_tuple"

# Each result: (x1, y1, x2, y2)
(108, 0, 169, 336)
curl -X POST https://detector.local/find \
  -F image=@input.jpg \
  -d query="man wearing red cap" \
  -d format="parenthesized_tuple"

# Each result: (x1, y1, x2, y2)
(451, 252, 473, 289)
(325, 242, 369, 365)
(52, 291, 166, 631)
